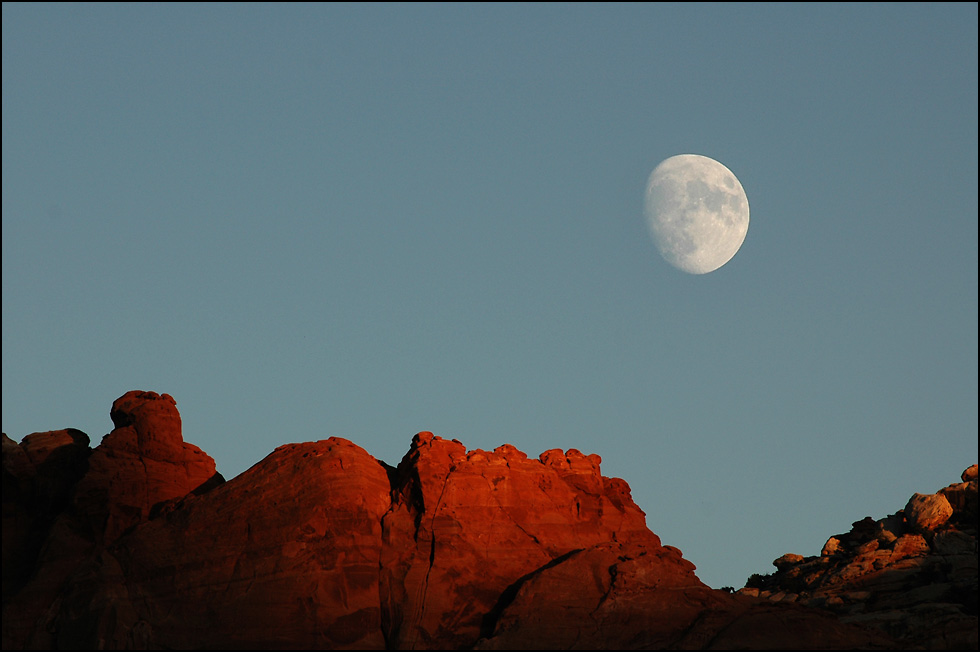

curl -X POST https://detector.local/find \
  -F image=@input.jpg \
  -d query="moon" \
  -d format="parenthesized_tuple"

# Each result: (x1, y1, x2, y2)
(644, 154, 749, 274)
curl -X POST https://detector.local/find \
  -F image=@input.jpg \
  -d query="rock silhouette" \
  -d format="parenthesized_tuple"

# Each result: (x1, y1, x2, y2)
(2, 391, 975, 649)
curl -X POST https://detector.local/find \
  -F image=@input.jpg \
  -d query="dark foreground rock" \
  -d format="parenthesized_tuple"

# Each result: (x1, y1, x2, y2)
(741, 464, 978, 650)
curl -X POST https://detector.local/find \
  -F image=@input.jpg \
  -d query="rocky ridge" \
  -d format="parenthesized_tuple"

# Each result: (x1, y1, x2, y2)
(740, 464, 978, 649)
(2, 390, 975, 649)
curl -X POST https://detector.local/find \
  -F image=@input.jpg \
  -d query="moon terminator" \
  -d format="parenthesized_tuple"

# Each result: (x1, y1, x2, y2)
(645, 154, 750, 274)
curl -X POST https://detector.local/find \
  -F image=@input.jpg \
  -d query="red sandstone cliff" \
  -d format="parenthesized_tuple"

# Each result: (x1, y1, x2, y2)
(2, 390, 973, 649)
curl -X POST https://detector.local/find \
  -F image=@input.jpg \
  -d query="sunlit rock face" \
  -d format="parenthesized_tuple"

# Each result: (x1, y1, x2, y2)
(741, 465, 979, 650)
(111, 437, 393, 649)
(379, 433, 684, 649)
(7, 390, 968, 650)
(80, 391, 221, 544)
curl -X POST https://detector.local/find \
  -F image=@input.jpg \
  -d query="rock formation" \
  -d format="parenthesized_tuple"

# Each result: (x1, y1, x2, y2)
(2, 390, 973, 649)
(2, 391, 223, 649)
(740, 464, 978, 650)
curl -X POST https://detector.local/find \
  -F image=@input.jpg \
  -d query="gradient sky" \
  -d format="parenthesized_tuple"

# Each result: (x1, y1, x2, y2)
(3, 3, 977, 590)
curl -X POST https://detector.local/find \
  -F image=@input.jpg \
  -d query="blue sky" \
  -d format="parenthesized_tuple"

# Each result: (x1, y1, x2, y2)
(3, 3, 976, 590)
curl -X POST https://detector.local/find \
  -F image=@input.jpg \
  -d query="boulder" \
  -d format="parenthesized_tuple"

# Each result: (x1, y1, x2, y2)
(904, 492, 953, 533)
(774, 553, 806, 570)
(963, 464, 978, 482)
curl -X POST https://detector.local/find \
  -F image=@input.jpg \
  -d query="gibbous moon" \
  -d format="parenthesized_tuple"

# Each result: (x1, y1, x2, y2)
(644, 154, 749, 274)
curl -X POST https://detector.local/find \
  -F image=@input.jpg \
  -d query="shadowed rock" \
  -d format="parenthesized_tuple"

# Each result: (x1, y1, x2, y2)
(742, 465, 978, 650)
